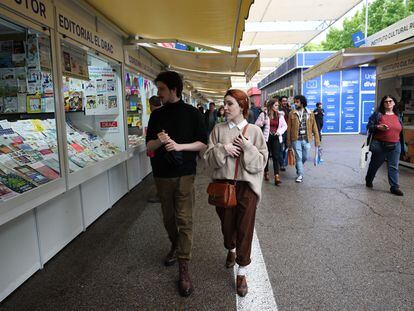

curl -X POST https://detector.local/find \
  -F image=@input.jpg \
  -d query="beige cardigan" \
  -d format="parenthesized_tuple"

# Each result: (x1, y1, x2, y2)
(203, 122, 268, 202)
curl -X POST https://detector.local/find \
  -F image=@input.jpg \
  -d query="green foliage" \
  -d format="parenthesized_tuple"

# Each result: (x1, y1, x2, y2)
(408, 0, 414, 13)
(303, 42, 324, 51)
(321, 0, 413, 51)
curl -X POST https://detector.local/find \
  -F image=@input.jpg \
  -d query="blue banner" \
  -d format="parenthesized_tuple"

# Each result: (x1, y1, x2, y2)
(361, 67, 376, 92)
(322, 71, 341, 133)
(361, 93, 376, 134)
(341, 69, 360, 133)
(303, 77, 321, 110)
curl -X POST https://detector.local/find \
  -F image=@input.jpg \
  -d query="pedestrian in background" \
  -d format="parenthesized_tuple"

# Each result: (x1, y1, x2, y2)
(365, 95, 405, 196)
(146, 71, 208, 297)
(204, 89, 268, 297)
(255, 102, 270, 179)
(147, 95, 162, 203)
(313, 102, 325, 141)
(280, 96, 291, 170)
(247, 100, 260, 124)
(205, 102, 217, 135)
(287, 95, 320, 183)
(197, 104, 205, 115)
(261, 98, 287, 185)
(217, 106, 226, 123)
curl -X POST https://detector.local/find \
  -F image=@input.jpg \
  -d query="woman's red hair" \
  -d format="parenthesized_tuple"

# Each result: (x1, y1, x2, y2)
(224, 89, 250, 118)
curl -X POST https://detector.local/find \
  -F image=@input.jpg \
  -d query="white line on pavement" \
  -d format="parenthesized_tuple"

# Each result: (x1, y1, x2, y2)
(235, 229, 278, 311)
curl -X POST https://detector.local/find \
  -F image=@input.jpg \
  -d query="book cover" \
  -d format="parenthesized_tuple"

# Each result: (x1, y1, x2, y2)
(27, 95, 42, 113)
(30, 162, 59, 180)
(0, 182, 18, 201)
(0, 170, 37, 193)
(14, 165, 51, 185)
(4, 97, 18, 113)
(41, 158, 60, 173)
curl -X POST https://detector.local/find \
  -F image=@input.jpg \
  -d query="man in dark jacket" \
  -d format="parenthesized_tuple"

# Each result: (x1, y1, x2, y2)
(313, 102, 325, 141)
(146, 71, 208, 297)
(204, 102, 217, 135)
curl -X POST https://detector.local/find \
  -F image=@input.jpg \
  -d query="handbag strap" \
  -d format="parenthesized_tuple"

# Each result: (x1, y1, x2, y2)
(234, 124, 249, 181)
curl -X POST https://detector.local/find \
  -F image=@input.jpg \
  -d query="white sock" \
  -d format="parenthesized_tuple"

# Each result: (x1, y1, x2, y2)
(237, 265, 247, 276)
(229, 248, 236, 253)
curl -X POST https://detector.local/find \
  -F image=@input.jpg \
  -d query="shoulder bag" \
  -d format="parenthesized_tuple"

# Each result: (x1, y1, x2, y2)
(206, 125, 248, 208)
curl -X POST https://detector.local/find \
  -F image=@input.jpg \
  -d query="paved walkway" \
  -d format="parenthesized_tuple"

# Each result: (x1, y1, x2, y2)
(0, 135, 413, 310)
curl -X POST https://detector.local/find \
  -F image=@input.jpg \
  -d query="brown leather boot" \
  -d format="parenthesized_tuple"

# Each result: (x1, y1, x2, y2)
(274, 174, 281, 186)
(236, 275, 248, 297)
(226, 251, 236, 268)
(164, 245, 177, 266)
(178, 260, 193, 297)
(264, 172, 269, 181)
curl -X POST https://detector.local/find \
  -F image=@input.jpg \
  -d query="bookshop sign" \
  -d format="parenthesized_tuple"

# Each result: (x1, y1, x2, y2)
(124, 50, 161, 78)
(1, 0, 54, 28)
(56, 8, 123, 61)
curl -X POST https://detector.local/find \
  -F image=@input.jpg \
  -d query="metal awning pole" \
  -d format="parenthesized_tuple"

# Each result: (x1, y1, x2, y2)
(365, 0, 369, 39)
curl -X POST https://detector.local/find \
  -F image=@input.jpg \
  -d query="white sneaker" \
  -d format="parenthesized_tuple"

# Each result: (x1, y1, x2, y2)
(295, 175, 303, 183)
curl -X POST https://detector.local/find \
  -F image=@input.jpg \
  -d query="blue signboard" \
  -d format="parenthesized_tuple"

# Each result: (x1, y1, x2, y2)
(352, 31, 365, 47)
(303, 77, 322, 110)
(322, 71, 341, 133)
(341, 69, 360, 132)
(175, 43, 187, 50)
(361, 93, 375, 134)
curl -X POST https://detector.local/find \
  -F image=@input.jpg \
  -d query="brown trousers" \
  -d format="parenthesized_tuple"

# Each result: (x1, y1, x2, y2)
(216, 181, 258, 266)
(155, 175, 195, 260)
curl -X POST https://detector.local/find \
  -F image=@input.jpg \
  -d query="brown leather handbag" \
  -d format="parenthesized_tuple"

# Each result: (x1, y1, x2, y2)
(206, 125, 248, 208)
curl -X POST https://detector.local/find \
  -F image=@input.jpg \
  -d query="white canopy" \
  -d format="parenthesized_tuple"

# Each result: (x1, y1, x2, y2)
(243, 0, 363, 85)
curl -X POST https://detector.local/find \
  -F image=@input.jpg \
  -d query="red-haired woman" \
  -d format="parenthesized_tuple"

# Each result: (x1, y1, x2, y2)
(204, 89, 268, 297)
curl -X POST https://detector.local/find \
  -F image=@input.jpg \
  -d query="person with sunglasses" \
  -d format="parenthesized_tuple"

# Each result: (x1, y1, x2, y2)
(366, 95, 406, 196)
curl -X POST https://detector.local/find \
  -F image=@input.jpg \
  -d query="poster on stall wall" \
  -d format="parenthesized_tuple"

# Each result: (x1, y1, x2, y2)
(0, 41, 13, 68)
(4, 97, 18, 113)
(64, 91, 83, 112)
(16, 67, 27, 93)
(61, 46, 89, 78)
(86, 66, 119, 115)
(38, 36, 52, 70)
(17, 93, 27, 112)
(41, 95, 55, 112)
(27, 68, 42, 94)
(85, 95, 97, 111)
(12, 40, 26, 67)
(27, 35, 40, 69)
(41, 72, 54, 95)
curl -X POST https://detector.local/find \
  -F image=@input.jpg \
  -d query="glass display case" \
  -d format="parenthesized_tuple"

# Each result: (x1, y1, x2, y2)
(400, 75, 414, 166)
(0, 16, 61, 202)
(60, 40, 125, 174)
(124, 69, 157, 148)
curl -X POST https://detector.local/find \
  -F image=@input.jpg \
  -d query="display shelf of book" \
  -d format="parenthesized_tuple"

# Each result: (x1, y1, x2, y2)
(0, 177, 66, 226)
(128, 140, 146, 159)
(67, 150, 128, 189)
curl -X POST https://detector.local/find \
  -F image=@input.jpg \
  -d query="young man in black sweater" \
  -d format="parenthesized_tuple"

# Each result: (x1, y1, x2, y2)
(146, 71, 207, 297)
